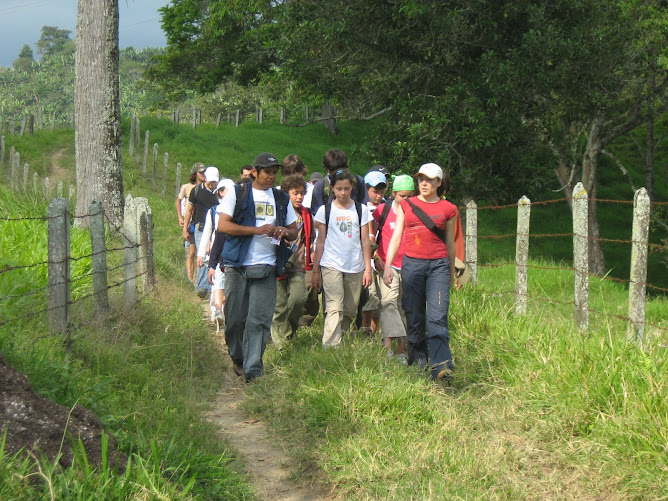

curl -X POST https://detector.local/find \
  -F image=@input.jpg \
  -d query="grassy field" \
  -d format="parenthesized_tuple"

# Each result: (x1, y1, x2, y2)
(0, 118, 666, 499)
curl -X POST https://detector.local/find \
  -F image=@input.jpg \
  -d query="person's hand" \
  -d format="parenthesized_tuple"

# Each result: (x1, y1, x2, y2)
(383, 266, 394, 287)
(362, 271, 372, 288)
(256, 224, 276, 237)
(197, 256, 203, 268)
(311, 271, 322, 292)
(182, 228, 189, 241)
(272, 226, 289, 241)
(208, 268, 215, 285)
(454, 276, 463, 290)
(373, 256, 385, 272)
(179, 217, 184, 227)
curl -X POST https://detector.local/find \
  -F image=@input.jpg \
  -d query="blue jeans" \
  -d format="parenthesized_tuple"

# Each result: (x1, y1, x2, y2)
(194, 228, 211, 293)
(223, 265, 277, 381)
(401, 256, 453, 379)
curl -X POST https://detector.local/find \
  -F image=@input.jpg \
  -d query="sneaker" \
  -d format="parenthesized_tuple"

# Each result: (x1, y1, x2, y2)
(395, 353, 408, 365)
(361, 326, 373, 337)
(232, 362, 244, 377)
(196, 289, 208, 299)
(436, 368, 453, 384)
(215, 310, 225, 323)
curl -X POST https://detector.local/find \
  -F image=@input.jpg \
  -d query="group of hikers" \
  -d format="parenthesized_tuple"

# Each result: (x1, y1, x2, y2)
(176, 149, 468, 383)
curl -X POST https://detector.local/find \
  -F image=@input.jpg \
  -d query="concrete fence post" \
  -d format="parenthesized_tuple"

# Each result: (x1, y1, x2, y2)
(9, 146, 15, 183)
(50, 112, 56, 131)
(19, 116, 27, 137)
(137, 199, 155, 294)
(69, 184, 76, 200)
(134, 117, 140, 163)
(48, 198, 70, 337)
(142, 130, 150, 174)
(152, 143, 158, 190)
(175, 162, 182, 198)
(33, 172, 39, 192)
(627, 187, 651, 345)
(23, 163, 29, 190)
(123, 195, 138, 306)
(43, 177, 50, 198)
(515, 196, 531, 315)
(216, 113, 221, 127)
(90, 200, 109, 312)
(572, 182, 589, 331)
(57, 181, 63, 198)
(12, 150, 20, 191)
(192, 105, 197, 129)
(235, 109, 240, 127)
(161, 152, 169, 198)
(257, 107, 263, 124)
(129, 114, 135, 158)
(465, 200, 478, 284)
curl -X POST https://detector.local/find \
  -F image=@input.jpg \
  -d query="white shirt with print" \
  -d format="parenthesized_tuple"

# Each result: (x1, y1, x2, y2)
(314, 202, 370, 273)
(220, 186, 297, 266)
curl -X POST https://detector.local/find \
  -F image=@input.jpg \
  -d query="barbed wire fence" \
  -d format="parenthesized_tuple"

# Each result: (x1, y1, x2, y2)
(462, 183, 668, 347)
(2, 118, 667, 352)
(1, 186, 154, 350)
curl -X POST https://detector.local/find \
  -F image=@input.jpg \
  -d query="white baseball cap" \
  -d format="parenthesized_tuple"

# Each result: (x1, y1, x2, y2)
(204, 166, 220, 183)
(216, 178, 235, 193)
(417, 163, 443, 180)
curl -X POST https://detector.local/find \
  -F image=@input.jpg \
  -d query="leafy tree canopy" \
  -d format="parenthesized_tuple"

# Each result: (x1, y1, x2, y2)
(36, 26, 74, 57)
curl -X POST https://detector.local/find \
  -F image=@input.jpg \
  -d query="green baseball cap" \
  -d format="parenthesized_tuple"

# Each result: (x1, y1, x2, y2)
(392, 174, 414, 192)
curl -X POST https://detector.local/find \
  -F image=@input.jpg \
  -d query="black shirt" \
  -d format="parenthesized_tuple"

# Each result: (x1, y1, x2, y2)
(188, 183, 219, 226)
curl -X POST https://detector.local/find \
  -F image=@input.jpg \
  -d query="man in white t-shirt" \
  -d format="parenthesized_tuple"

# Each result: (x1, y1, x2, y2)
(218, 152, 298, 382)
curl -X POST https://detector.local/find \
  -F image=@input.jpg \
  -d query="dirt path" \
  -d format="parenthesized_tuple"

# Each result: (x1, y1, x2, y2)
(204, 311, 334, 501)
(48, 148, 71, 186)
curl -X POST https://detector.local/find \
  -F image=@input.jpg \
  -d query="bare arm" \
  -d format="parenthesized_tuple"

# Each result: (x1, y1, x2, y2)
(361, 222, 373, 288)
(383, 203, 405, 286)
(311, 221, 326, 292)
(446, 217, 457, 288)
(176, 197, 184, 226)
(182, 203, 194, 240)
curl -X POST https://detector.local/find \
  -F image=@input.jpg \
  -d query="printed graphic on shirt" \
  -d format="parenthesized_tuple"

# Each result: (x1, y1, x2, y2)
(336, 215, 353, 238)
(255, 202, 274, 220)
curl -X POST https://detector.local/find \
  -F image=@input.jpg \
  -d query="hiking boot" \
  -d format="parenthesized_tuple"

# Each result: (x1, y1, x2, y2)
(232, 362, 244, 377)
(436, 368, 453, 384)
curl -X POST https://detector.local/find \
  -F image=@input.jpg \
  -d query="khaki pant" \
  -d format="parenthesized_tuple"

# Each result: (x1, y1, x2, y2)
(321, 267, 363, 347)
(377, 267, 407, 340)
(271, 272, 307, 349)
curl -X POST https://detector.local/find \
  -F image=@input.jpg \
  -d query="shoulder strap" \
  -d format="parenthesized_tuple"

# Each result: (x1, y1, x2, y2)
(375, 199, 393, 244)
(272, 187, 289, 227)
(406, 198, 446, 243)
(355, 175, 365, 202)
(232, 182, 251, 223)
(324, 201, 332, 236)
(355, 202, 363, 242)
(209, 205, 216, 228)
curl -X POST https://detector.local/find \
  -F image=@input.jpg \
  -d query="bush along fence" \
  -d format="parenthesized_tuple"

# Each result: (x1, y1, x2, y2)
(1, 194, 154, 349)
(464, 182, 667, 346)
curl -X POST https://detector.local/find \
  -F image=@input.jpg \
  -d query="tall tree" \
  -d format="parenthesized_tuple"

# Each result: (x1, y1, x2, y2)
(37, 26, 73, 57)
(13, 45, 35, 72)
(75, 0, 124, 228)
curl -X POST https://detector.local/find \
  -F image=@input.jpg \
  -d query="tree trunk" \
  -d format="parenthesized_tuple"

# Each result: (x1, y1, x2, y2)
(582, 117, 606, 275)
(322, 102, 337, 135)
(75, 0, 123, 228)
(554, 161, 574, 210)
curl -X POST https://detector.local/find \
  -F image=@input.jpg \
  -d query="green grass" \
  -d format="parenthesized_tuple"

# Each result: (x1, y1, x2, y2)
(247, 266, 667, 499)
(1, 118, 666, 498)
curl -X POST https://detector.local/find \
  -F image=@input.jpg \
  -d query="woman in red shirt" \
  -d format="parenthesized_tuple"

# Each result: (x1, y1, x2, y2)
(382, 163, 457, 381)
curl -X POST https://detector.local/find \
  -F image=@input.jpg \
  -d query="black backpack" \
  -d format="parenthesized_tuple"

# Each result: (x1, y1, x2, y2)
(374, 199, 394, 248)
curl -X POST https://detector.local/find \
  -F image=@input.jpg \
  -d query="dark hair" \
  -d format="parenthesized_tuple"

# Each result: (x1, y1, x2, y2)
(322, 149, 348, 172)
(415, 170, 450, 197)
(240, 165, 252, 174)
(237, 176, 253, 185)
(366, 182, 387, 191)
(189, 171, 198, 184)
(331, 169, 355, 187)
(282, 155, 307, 176)
(281, 174, 307, 193)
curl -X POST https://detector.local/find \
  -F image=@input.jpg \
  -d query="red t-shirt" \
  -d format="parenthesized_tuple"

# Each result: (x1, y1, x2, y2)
(373, 202, 405, 269)
(400, 197, 457, 259)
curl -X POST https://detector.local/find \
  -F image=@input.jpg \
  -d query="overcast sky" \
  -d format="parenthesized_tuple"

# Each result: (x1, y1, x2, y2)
(0, 0, 169, 67)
